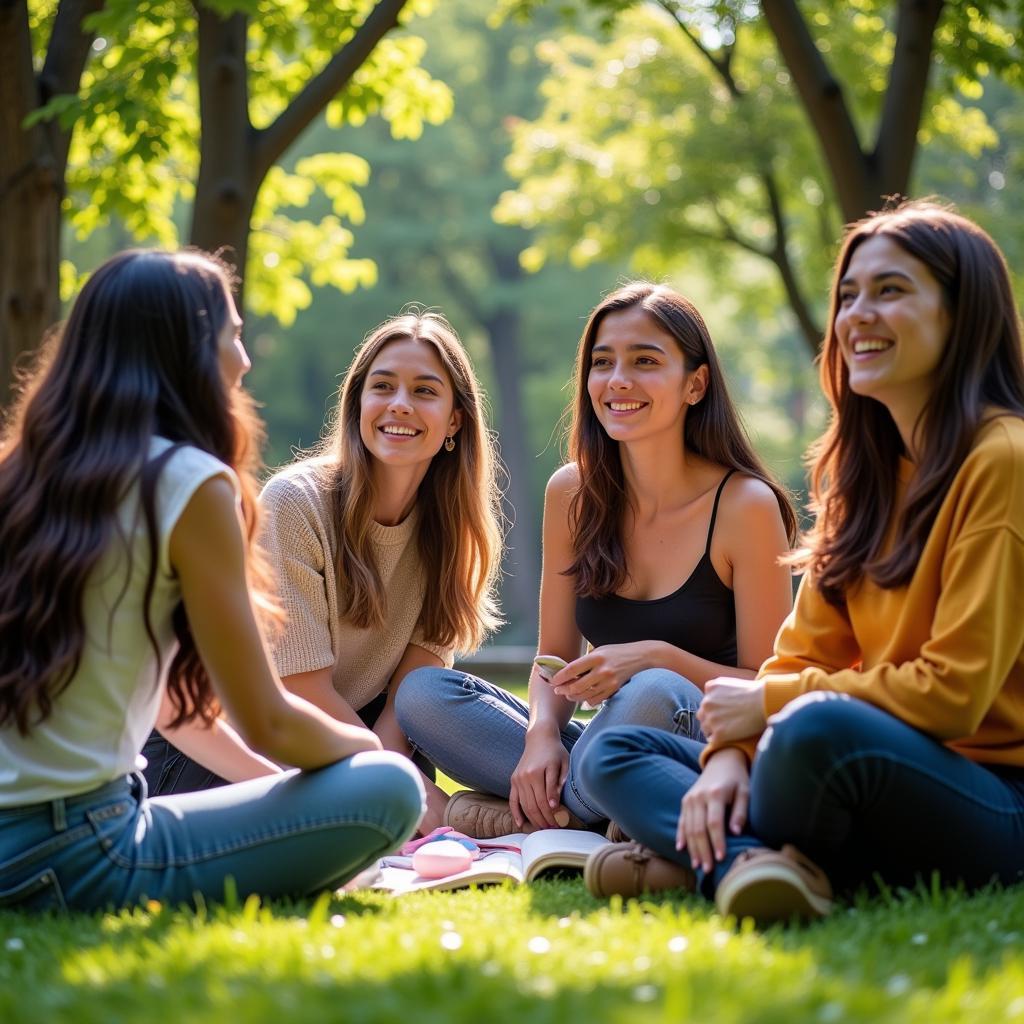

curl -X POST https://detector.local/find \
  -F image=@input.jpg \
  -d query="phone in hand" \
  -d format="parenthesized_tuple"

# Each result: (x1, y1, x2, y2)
(533, 654, 568, 681)
(533, 654, 598, 710)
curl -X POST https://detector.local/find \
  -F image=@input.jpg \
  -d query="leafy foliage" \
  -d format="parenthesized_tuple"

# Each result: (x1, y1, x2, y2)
(29, 0, 452, 323)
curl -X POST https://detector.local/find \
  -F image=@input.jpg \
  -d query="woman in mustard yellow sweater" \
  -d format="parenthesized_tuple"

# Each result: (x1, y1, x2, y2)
(579, 200, 1024, 923)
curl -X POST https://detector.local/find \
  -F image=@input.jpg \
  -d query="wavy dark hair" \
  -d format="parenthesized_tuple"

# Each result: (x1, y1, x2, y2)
(0, 249, 275, 734)
(319, 310, 503, 653)
(804, 199, 1024, 606)
(567, 282, 798, 597)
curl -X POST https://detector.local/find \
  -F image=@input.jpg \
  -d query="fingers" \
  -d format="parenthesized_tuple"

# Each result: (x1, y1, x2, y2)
(544, 760, 563, 812)
(508, 783, 525, 831)
(676, 796, 687, 851)
(729, 781, 749, 836)
(682, 794, 712, 874)
(705, 796, 727, 865)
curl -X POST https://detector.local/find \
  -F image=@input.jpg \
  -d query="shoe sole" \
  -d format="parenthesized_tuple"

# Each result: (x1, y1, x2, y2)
(715, 862, 832, 924)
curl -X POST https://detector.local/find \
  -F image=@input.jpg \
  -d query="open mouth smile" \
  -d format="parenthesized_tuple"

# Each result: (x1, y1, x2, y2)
(378, 424, 422, 437)
(606, 400, 648, 413)
(851, 338, 894, 358)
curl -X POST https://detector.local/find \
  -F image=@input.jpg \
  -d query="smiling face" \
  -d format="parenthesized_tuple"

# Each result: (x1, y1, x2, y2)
(586, 305, 707, 445)
(359, 336, 462, 469)
(835, 235, 952, 432)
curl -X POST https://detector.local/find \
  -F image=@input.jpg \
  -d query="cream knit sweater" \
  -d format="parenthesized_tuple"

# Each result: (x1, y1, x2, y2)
(260, 457, 454, 712)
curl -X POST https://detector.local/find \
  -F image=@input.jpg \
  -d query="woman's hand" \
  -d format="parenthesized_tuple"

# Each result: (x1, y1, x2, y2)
(677, 748, 750, 873)
(549, 642, 652, 706)
(509, 729, 569, 829)
(697, 677, 767, 744)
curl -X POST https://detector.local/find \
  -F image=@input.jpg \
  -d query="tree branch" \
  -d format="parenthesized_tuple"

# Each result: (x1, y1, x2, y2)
(657, 0, 741, 96)
(760, 0, 868, 219)
(38, 0, 105, 174)
(762, 169, 822, 354)
(254, 0, 410, 179)
(873, 0, 945, 199)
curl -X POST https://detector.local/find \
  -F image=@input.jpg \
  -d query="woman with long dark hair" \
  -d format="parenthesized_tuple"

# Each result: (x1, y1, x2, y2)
(397, 283, 796, 837)
(581, 201, 1024, 922)
(0, 250, 423, 911)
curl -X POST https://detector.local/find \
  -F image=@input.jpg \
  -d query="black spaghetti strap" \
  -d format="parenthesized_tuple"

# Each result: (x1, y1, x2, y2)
(704, 469, 736, 556)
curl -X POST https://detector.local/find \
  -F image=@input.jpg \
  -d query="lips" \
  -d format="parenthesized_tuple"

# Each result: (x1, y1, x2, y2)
(606, 400, 648, 412)
(851, 338, 894, 355)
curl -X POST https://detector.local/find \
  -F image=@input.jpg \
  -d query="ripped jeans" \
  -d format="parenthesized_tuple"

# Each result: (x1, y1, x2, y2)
(394, 667, 704, 824)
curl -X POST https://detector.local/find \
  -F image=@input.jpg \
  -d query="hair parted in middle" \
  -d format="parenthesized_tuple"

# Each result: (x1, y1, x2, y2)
(321, 308, 503, 653)
(566, 281, 798, 599)
(803, 198, 1024, 607)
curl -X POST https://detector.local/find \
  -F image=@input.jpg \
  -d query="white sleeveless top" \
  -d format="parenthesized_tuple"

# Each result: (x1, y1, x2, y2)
(0, 439, 236, 806)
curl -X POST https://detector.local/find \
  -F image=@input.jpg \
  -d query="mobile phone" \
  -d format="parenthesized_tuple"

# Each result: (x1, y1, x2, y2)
(533, 654, 568, 680)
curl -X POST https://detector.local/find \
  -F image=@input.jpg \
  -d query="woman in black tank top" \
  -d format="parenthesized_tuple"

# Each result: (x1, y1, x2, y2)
(395, 283, 797, 834)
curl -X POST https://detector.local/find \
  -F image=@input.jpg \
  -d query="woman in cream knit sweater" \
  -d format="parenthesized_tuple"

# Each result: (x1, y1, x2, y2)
(145, 310, 503, 834)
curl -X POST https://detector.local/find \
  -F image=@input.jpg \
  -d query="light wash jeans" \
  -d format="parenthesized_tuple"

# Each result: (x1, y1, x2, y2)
(0, 751, 424, 912)
(579, 693, 1024, 899)
(394, 667, 704, 824)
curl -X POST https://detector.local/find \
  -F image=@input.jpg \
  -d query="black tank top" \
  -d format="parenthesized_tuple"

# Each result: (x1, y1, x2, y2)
(575, 470, 738, 666)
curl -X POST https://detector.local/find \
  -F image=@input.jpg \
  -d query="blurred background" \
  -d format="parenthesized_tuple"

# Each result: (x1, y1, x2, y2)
(5, 0, 1021, 650)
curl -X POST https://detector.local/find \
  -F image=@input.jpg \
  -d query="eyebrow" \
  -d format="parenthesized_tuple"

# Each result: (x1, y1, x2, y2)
(839, 270, 915, 288)
(591, 342, 666, 354)
(368, 368, 446, 385)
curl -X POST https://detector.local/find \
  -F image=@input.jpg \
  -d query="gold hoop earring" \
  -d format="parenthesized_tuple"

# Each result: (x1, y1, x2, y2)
(444, 435, 456, 453)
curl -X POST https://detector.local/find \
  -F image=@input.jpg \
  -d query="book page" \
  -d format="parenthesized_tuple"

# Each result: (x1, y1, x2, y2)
(521, 830, 610, 882)
(373, 848, 525, 894)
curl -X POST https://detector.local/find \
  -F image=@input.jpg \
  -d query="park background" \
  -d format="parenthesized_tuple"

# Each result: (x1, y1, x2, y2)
(2, 4, 1024, 1021)
(4, 0, 1022, 653)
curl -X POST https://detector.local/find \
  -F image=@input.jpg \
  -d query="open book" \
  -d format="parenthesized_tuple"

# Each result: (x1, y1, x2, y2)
(374, 830, 610, 894)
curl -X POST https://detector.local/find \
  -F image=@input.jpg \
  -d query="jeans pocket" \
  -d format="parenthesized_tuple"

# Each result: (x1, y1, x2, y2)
(86, 800, 136, 869)
(0, 869, 68, 912)
(673, 707, 706, 742)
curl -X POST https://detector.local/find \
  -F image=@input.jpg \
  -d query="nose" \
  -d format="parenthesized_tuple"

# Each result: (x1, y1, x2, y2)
(387, 388, 413, 414)
(608, 363, 632, 390)
(843, 292, 877, 323)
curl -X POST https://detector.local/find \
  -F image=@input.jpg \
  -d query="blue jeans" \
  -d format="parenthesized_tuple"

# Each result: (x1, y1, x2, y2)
(0, 752, 424, 912)
(579, 693, 1024, 898)
(394, 667, 704, 824)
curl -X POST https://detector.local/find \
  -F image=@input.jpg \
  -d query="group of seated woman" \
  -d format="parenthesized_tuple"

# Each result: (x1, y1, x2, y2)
(1, 199, 1022, 926)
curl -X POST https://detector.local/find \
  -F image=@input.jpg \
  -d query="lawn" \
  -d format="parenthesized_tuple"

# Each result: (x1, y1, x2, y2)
(4, 674, 1024, 1022)
(3, 880, 1024, 1023)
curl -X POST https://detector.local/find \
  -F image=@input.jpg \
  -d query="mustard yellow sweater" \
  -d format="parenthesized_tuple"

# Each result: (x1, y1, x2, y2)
(722, 416, 1024, 768)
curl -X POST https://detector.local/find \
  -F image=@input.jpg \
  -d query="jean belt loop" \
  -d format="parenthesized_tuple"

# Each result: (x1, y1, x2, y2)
(51, 796, 68, 832)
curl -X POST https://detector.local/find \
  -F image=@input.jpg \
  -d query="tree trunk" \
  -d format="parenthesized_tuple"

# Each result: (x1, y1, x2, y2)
(0, 0, 100, 411)
(484, 300, 541, 643)
(189, 4, 257, 299)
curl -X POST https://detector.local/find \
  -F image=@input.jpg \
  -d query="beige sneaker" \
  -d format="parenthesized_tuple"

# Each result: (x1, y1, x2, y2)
(444, 790, 576, 839)
(715, 845, 833, 925)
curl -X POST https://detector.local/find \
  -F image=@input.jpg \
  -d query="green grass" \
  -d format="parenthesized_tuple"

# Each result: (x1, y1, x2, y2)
(3, 881, 1024, 1022)
(5, 679, 1022, 1021)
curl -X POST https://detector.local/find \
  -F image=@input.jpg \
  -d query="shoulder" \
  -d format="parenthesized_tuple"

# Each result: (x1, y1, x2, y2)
(157, 440, 237, 493)
(260, 457, 336, 514)
(954, 415, 1024, 529)
(719, 472, 786, 524)
(546, 462, 581, 500)
(716, 472, 790, 554)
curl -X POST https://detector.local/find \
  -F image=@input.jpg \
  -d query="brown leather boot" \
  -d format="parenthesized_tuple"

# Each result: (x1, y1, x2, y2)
(584, 841, 696, 898)
(444, 790, 577, 839)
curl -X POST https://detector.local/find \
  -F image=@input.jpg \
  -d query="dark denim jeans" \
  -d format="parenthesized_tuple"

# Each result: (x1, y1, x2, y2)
(143, 689, 435, 797)
(580, 693, 1024, 899)
(0, 753, 423, 912)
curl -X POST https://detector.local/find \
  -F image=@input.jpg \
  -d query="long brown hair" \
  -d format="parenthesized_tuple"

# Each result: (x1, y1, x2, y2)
(804, 200, 1024, 606)
(321, 310, 502, 653)
(567, 282, 797, 597)
(0, 250, 275, 734)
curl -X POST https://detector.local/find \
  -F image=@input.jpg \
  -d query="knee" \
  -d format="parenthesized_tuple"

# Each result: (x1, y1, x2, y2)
(393, 666, 450, 734)
(345, 752, 425, 836)
(608, 669, 702, 729)
(576, 727, 649, 794)
(756, 692, 874, 778)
